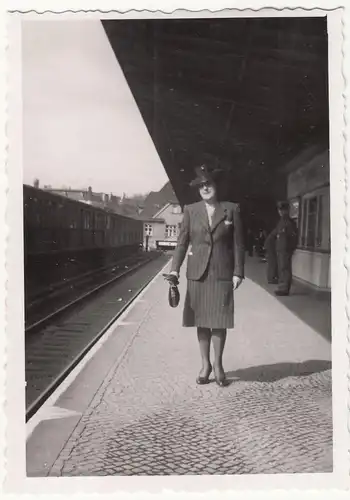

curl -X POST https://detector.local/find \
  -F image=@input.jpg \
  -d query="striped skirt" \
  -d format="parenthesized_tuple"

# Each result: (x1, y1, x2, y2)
(182, 266, 234, 329)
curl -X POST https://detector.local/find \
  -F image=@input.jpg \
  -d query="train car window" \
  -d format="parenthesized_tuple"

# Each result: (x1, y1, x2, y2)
(55, 201, 63, 228)
(45, 200, 50, 228)
(57, 202, 63, 228)
(70, 217, 77, 229)
(86, 211, 92, 230)
(35, 199, 41, 226)
(83, 211, 88, 229)
(47, 200, 54, 228)
(96, 213, 103, 230)
(51, 202, 57, 227)
(80, 209, 84, 234)
(41, 200, 46, 228)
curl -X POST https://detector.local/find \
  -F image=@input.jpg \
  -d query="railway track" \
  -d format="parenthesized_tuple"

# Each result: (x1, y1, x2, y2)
(25, 251, 160, 331)
(25, 252, 171, 422)
(26, 251, 146, 304)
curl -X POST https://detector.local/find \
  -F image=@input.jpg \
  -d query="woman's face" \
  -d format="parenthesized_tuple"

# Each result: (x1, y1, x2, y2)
(199, 181, 217, 202)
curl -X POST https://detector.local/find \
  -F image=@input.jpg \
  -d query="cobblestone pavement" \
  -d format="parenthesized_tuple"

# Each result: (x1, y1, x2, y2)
(49, 263, 332, 476)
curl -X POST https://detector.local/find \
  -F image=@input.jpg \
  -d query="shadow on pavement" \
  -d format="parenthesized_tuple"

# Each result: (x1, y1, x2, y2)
(245, 256, 331, 342)
(226, 359, 332, 383)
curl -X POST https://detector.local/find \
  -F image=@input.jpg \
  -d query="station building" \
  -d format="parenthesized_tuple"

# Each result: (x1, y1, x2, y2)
(285, 147, 330, 290)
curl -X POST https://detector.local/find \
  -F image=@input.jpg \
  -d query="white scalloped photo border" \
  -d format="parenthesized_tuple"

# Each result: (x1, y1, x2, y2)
(0, 3, 348, 499)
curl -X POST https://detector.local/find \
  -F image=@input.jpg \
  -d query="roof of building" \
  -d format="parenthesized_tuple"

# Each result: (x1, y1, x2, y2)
(282, 144, 327, 174)
(152, 203, 173, 219)
(138, 217, 165, 223)
(140, 181, 179, 218)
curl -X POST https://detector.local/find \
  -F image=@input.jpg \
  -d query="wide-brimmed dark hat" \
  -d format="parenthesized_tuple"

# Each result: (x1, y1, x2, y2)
(189, 164, 223, 188)
(277, 200, 290, 211)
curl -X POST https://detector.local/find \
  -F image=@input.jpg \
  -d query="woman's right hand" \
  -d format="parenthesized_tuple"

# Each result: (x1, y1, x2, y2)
(163, 273, 179, 286)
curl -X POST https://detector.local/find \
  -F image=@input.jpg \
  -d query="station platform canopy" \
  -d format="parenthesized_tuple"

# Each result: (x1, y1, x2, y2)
(102, 17, 329, 208)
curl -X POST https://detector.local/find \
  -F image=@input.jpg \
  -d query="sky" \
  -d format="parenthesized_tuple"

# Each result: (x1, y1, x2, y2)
(22, 20, 169, 196)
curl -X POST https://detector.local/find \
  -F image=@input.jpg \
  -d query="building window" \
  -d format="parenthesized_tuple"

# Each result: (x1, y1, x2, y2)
(145, 224, 153, 236)
(289, 199, 300, 227)
(306, 197, 318, 247)
(299, 188, 329, 251)
(300, 199, 308, 247)
(165, 225, 177, 238)
(316, 196, 323, 247)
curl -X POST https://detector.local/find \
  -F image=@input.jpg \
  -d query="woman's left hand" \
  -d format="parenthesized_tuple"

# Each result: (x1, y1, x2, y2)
(232, 276, 243, 290)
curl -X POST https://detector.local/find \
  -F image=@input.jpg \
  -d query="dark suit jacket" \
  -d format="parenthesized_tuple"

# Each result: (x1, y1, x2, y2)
(265, 215, 298, 254)
(170, 201, 245, 281)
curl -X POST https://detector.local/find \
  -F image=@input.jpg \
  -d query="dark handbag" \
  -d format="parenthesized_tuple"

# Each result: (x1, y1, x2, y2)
(163, 274, 180, 308)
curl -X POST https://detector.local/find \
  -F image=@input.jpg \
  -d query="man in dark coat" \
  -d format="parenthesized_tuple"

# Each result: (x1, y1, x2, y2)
(265, 201, 298, 296)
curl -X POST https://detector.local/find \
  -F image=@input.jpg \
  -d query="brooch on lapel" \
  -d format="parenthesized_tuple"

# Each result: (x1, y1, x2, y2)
(224, 208, 233, 226)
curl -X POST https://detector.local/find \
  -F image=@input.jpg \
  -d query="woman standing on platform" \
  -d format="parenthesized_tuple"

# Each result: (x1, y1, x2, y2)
(169, 164, 245, 387)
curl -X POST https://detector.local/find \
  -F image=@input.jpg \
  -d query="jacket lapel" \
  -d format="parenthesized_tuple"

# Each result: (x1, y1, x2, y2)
(197, 201, 210, 231)
(210, 202, 226, 233)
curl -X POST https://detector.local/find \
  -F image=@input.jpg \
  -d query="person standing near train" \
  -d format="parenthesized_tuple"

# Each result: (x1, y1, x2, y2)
(169, 164, 245, 387)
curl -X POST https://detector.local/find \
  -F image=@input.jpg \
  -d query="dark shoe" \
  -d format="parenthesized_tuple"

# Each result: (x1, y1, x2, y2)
(215, 377, 229, 387)
(213, 366, 229, 387)
(196, 365, 212, 385)
(268, 279, 278, 284)
(274, 290, 290, 296)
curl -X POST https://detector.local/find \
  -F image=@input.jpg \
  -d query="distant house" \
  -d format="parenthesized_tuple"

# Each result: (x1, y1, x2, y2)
(138, 182, 183, 250)
(140, 204, 183, 251)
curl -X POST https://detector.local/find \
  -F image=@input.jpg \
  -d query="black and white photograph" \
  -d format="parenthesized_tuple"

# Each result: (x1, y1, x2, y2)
(2, 3, 348, 495)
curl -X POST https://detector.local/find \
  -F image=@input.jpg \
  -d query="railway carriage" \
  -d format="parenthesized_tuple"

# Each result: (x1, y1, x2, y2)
(23, 185, 144, 264)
